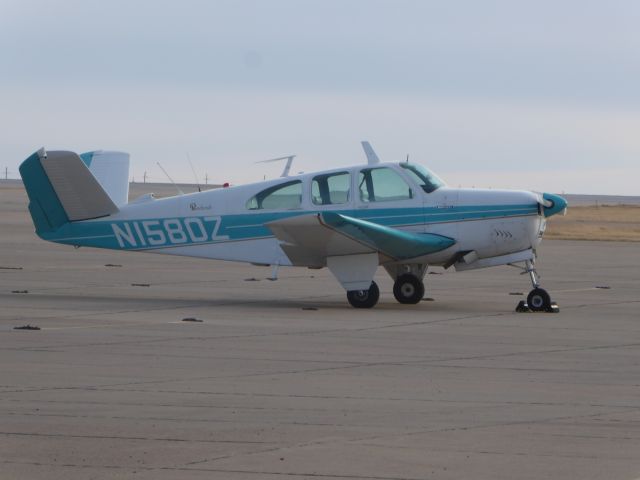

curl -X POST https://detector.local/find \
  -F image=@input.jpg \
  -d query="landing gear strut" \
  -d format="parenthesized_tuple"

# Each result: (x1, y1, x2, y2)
(347, 281, 380, 309)
(393, 274, 425, 304)
(518, 259, 557, 312)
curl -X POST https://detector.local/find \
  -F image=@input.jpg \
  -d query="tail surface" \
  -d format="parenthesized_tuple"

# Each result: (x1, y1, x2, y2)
(19, 149, 118, 235)
(79, 150, 130, 206)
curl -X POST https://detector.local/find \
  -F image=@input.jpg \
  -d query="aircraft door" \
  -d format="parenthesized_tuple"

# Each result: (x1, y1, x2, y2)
(354, 167, 425, 233)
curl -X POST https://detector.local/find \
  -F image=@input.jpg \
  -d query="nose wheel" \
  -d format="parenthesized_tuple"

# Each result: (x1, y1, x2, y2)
(393, 274, 425, 304)
(527, 287, 551, 311)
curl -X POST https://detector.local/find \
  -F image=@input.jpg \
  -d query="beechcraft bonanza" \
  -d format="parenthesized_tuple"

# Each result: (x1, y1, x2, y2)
(19, 142, 567, 310)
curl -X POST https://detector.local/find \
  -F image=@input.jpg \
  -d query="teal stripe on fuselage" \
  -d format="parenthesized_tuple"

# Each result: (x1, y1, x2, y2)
(40, 203, 539, 251)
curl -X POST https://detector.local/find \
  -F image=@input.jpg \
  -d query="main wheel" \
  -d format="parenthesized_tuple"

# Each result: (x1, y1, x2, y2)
(527, 287, 551, 312)
(347, 281, 380, 309)
(393, 274, 425, 304)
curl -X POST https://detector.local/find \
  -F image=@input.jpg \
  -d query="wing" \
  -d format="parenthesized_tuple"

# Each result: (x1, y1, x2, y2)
(266, 211, 456, 267)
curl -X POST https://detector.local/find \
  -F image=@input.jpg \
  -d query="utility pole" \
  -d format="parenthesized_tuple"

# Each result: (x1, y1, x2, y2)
(143, 171, 147, 184)
(205, 173, 208, 185)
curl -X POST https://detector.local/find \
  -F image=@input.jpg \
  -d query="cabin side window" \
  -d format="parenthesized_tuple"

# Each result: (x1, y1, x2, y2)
(311, 172, 351, 205)
(246, 180, 303, 210)
(358, 167, 413, 203)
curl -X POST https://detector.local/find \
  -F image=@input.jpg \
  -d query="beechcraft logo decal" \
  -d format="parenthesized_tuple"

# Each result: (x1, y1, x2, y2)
(189, 202, 212, 211)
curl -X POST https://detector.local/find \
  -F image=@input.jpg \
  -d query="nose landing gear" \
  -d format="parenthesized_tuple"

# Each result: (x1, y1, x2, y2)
(515, 259, 559, 313)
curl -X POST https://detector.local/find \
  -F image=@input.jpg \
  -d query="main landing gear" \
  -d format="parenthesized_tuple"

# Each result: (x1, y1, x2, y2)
(387, 264, 427, 305)
(393, 274, 425, 304)
(347, 281, 380, 308)
(346, 264, 428, 308)
(345, 274, 427, 308)
(515, 259, 558, 313)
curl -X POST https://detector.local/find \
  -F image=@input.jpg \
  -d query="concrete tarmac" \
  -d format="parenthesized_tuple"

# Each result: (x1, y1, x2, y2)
(1, 183, 640, 479)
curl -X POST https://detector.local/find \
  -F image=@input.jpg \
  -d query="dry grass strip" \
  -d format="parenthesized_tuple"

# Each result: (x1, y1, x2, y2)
(546, 205, 640, 242)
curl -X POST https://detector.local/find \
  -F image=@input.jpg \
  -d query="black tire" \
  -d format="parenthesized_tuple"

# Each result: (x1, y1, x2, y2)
(527, 287, 551, 312)
(347, 281, 380, 309)
(393, 274, 425, 304)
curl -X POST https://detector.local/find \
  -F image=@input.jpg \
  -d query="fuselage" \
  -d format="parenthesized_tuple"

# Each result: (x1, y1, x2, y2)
(38, 162, 560, 269)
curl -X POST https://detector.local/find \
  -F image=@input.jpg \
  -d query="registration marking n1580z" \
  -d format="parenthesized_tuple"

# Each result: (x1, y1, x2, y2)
(111, 217, 228, 248)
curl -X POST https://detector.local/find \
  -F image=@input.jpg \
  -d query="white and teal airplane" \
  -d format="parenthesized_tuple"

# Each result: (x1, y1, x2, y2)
(19, 142, 567, 310)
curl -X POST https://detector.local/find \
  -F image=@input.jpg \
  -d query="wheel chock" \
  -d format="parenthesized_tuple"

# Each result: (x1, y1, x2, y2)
(516, 300, 559, 313)
(545, 303, 560, 313)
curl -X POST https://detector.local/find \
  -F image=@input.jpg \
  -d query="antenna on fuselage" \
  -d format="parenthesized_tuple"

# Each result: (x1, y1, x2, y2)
(361, 141, 380, 165)
(186, 152, 202, 192)
(156, 162, 184, 195)
(256, 155, 296, 177)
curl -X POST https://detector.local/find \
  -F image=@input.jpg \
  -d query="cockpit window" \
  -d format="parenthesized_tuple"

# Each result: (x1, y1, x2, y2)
(400, 163, 444, 193)
(312, 171, 350, 205)
(358, 167, 413, 203)
(246, 180, 303, 210)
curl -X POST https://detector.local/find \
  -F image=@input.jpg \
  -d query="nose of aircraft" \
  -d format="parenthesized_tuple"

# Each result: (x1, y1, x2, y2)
(541, 193, 568, 217)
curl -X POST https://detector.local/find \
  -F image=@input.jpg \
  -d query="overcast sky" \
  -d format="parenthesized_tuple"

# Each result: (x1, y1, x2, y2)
(1, 0, 639, 194)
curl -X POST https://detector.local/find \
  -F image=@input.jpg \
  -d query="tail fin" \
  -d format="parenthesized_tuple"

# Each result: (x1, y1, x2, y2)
(79, 150, 130, 207)
(19, 148, 118, 234)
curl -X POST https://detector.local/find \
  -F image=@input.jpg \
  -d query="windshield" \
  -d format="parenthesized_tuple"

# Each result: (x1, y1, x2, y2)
(400, 163, 445, 193)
